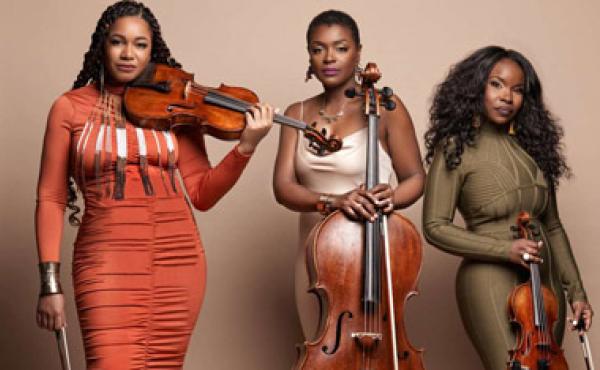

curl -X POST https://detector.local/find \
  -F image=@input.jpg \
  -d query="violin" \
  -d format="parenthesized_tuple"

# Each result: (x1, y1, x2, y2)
(507, 211, 568, 370)
(123, 63, 342, 155)
(295, 63, 425, 370)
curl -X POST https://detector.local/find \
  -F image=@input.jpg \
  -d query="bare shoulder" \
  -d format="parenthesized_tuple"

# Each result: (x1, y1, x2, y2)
(284, 101, 303, 119)
(381, 94, 414, 130)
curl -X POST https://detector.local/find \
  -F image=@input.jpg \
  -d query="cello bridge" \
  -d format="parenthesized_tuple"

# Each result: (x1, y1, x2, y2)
(352, 332, 382, 351)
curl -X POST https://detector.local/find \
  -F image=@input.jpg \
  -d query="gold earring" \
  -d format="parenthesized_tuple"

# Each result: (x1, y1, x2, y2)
(472, 115, 481, 128)
(508, 121, 516, 135)
(99, 64, 105, 94)
(355, 64, 363, 82)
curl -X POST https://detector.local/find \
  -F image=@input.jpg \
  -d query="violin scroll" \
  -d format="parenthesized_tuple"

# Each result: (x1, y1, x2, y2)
(306, 123, 342, 156)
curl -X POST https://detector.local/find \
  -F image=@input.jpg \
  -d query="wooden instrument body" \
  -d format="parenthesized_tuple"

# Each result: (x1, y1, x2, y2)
(507, 282, 568, 370)
(507, 212, 568, 370)
(294, 211, 425, 370)
(124, 63, 258, 139)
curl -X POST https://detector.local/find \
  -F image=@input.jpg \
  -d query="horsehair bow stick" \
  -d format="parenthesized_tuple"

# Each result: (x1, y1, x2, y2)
(55, 327, 72, 370)
(576, 318, 595, 370)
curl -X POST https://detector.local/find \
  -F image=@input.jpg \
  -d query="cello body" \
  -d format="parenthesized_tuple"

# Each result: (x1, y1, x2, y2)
(294, 210, 425, 370)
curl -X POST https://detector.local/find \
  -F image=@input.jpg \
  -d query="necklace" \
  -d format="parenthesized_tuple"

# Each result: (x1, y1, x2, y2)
(318, 95, 347, 124)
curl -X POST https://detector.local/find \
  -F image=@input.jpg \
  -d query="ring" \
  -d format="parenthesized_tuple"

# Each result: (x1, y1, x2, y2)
(522, 252, 531, 262)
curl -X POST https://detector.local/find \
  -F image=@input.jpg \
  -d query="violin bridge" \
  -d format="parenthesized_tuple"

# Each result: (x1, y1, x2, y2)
(352, 332, 382, 351)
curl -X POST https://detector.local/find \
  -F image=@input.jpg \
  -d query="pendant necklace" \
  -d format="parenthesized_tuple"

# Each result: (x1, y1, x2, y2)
(318, 95, 348, 124)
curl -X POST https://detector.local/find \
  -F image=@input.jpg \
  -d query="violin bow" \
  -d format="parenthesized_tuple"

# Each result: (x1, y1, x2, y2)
(55, 327, 72, 370)
(576, 318, 595, 370)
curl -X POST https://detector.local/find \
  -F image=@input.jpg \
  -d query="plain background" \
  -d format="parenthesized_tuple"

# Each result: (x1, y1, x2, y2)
(1, 0, 598, 368)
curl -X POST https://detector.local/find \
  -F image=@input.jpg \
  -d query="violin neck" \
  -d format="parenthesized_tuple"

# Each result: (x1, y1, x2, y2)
(530, 260, 546, 328)
(203, 91, 307, 131)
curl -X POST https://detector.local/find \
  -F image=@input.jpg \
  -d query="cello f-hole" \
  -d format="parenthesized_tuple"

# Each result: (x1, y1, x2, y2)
(322, 311, 353, 355)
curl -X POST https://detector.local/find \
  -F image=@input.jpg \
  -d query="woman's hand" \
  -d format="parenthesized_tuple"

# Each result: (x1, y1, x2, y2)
(36, 294, 66, 331)
(570, 301, 593, 332)
(333, 186, 379, 221)
(238, 103, 275, 155)
(508, 239, 543, 267)
(367, 184, 394, 214)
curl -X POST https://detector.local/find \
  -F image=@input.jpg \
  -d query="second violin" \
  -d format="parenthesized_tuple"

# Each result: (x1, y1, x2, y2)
(507, 212, 568, 370)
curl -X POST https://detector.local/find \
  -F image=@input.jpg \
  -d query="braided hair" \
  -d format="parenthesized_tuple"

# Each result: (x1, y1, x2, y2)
(72, 0, 180, 89)
(68, 1, 179, 225)
(424, 45, 570, 187)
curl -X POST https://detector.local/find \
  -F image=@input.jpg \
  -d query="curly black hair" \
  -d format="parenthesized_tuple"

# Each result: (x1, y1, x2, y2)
(306, 10, 361, 46)
(72, 0, 180, 89)
(424, 45, 570, 187)
(68, 0, 179, 225)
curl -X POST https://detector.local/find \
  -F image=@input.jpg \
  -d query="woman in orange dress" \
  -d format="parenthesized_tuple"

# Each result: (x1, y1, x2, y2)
(34, 1, 273, 368)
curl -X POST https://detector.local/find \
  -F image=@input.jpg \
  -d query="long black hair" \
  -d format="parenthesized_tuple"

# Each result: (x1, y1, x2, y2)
(424, 45, 570, 187)
(72, 0, 179, 89)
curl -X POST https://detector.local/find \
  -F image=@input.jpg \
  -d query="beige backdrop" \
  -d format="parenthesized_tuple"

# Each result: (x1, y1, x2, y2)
(1, 0, 598, 369)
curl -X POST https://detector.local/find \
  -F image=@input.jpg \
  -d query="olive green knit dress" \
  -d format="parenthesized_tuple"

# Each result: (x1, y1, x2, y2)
(422, 122, 588, 370)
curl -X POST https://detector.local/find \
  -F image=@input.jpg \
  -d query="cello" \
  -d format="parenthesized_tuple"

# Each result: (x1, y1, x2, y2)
(295, 63, 425, 370)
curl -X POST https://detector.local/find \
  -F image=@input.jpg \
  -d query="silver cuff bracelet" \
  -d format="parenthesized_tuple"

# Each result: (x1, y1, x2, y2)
(39, 262, 63, 296)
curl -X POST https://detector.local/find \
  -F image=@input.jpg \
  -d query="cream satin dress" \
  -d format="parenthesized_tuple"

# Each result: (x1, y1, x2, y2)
(293, 102, 394, 340)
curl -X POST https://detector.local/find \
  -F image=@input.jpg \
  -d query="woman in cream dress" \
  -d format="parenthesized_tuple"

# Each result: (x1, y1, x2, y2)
(273, 10, 425, 340)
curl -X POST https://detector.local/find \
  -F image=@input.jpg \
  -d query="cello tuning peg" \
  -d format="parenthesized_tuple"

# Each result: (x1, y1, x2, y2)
(381, 86, 393, 98)
(384, 100, 396, 111)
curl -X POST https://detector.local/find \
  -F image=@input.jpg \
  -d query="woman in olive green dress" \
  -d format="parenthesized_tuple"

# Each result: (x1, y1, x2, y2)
(422, 45, 593, 369)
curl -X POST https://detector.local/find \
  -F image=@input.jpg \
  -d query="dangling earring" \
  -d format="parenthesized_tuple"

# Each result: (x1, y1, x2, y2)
(305, 65, 313, 83)
(472, 114, 481, 128)
(508, 121, 516, 135)
(99, 63, 105, 94)
(355, 64, 363, 82)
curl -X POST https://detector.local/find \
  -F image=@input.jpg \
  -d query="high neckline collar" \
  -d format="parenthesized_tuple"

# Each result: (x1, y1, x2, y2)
(480, 120, 510, 136)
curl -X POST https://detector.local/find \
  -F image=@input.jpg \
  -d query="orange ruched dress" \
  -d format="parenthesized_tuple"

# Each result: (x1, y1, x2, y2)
(36, 84, 251, 369)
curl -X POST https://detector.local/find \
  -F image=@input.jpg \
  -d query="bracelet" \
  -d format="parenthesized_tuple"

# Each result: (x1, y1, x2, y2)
(316, 194, 334, 215)
(39, 262, 63, 296)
